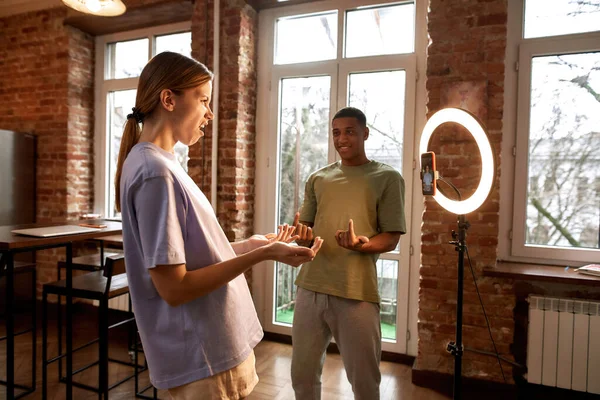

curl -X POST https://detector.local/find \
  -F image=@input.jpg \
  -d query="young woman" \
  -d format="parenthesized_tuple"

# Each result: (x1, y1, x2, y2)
(115, 51, 323, 399)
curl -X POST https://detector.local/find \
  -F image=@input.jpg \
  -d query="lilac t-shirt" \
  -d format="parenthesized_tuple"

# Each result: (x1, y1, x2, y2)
(119, 142, 263, 389)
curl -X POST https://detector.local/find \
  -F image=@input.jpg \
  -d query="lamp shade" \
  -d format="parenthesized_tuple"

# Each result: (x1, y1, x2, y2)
(419, 108, 494, 215)
(62, 0, 126, 16)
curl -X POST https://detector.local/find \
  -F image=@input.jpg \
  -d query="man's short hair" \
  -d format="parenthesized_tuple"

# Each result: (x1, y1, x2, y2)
(332, 107, 367, 128)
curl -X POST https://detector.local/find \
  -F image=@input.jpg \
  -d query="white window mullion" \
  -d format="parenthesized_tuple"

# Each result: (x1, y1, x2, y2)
(103, 78, 139, 92)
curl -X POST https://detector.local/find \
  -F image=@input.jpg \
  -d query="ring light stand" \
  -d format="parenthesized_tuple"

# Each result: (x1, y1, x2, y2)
(419, 108, 494, 400)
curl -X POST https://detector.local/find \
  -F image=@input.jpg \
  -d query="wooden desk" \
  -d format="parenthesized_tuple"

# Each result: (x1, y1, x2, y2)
(0, 220, 122, 400)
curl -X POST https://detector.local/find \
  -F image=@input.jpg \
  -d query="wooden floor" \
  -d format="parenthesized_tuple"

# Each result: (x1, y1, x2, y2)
(248, 341, 449, 400)
(0, 305, 450, 400)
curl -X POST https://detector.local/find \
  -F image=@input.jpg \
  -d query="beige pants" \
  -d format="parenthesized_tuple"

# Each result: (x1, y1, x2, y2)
(168, 351, 258, 400)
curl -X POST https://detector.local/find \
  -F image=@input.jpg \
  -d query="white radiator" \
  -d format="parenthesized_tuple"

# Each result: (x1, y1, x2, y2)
(527, 295, 600, 394)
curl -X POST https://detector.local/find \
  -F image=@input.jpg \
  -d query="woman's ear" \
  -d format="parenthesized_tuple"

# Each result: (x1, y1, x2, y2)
(159, 89, 175, 112)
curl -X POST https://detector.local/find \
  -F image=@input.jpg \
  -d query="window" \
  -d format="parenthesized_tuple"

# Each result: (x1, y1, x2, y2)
(94, 23, 192, 219)
(256, 0, 421, 354)
(506, 1, 600, 264)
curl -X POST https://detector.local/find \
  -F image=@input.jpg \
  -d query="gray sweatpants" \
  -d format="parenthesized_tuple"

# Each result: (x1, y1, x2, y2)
(291, 287, 381, 400)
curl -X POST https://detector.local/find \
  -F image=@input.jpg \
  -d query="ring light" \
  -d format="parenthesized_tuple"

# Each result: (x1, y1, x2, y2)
(419, 108, 494, 215)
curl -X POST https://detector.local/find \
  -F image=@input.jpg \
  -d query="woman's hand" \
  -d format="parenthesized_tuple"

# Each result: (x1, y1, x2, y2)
(267, 236, 323, 267)
(243, 224, 299, 253)
(265, 224, 299, 244)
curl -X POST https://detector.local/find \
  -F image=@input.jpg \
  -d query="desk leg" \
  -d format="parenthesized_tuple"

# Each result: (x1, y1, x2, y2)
(65, 243, 73, 400)
(5, 252, 14, 399)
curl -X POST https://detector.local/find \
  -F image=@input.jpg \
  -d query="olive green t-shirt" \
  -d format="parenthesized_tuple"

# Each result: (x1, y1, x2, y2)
(295, 160, 406, 303)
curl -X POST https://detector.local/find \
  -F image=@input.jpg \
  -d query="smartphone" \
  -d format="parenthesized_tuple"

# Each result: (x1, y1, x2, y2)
(421, 151, 436, 196)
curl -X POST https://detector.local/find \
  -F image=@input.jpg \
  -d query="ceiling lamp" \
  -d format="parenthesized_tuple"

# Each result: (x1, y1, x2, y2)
(62, 0, 126, 16)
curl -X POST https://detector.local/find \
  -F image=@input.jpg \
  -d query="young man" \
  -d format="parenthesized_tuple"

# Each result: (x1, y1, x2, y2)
(291, 107, 406, 400)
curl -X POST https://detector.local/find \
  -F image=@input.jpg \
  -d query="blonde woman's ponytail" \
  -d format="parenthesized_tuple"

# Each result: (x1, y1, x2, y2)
(114, 116, 142, 212)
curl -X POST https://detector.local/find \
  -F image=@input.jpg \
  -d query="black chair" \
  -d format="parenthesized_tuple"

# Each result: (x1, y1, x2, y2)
(42, 253, 142, 399)
(0, 258, 36, 399)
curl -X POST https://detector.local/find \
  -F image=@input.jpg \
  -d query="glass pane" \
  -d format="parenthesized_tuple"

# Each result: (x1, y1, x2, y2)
(378, 259, 398, 341)
(278, 76, 331, 225)
(526, 52, 600, 250)
(345, 3, 415, 58)
(107, 90, 136, 218)
(524, 0, 600, 39)
(173, 143, 190, 172)
(349, 71, 406, 253)
(274, 258, 400, 340)
(348, 71, 406, 173)
(275, 266, 300, 325)
(275, 11, 337, 65)
(107, 38, 149, 79)
(274, 76, 331, 325)
(155, 31, 192, 58)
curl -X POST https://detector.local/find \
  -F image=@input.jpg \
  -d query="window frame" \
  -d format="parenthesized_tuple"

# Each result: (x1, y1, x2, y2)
(500, 1, 600, 265)
(93, 22, 192, 219)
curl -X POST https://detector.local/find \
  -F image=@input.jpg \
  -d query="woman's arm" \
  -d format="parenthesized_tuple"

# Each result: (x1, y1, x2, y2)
(149, 238, 323, 307)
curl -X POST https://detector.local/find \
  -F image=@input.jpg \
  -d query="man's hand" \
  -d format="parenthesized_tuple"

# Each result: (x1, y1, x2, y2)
(292, 212, 314, 247)
(335, 219, 369, 251)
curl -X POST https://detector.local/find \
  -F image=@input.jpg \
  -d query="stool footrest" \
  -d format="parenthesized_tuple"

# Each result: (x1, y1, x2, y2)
(59, 362, 137, 393)
(136, 384, 159, 400)
(46, 338, 99, 364)
(0, 327, 34, 340)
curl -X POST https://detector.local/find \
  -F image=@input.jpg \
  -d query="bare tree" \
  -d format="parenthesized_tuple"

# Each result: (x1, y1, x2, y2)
(527, 55, 600, 249)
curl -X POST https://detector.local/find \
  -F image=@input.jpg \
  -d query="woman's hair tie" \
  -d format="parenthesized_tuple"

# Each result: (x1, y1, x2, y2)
(127, 107, 145, 123)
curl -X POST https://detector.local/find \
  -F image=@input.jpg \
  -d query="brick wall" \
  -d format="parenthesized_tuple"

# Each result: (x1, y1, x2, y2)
(190, 0, 258, 244)
(189, 0, 258, 286)
(0, 8, 95, 293)
(416, 0, 515, 382)
(216, 0, 257, 242)
(0, 8, 70, 222)
(0, 0, 257, 294)
(190, 0, 214, 196)
(66, 28, 95, 219)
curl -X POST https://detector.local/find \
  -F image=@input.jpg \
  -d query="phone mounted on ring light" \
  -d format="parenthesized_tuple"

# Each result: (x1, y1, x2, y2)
(420, 151, 438, 196)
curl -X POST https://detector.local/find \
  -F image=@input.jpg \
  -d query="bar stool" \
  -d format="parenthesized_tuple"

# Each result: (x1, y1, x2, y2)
(133, 333, 159, 399)
(0, 258, 36, 399)
(53, 248, 124, 382)
(42, 253, 142, 399)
